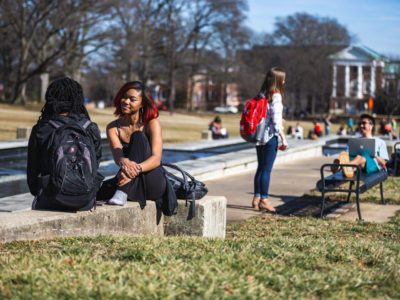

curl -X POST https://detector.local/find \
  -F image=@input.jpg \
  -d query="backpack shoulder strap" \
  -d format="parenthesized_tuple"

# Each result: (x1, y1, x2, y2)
(162, 162, 188, 185)
(264, 98, 269, 118)
(82, 120, 92, 129)
(162, 162, 202, 185)
(78, 119, 92, 129)
(49, 120, 61, 129)
(256, 97, 268, 118)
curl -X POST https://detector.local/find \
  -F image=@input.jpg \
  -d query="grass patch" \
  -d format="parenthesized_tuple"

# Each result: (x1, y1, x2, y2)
(1, 215, 399, 299)
(308, 176, 400, 205)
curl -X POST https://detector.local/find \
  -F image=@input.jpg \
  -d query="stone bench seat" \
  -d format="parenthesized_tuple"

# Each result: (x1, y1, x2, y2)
(0, 196, 227, 243)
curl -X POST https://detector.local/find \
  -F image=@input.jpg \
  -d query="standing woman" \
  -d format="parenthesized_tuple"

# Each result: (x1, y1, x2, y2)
(97, 81, 166, 207)
(252, 67, 288, 212)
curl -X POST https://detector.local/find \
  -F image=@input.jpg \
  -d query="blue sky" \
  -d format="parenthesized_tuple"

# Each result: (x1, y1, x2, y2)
(246, 0, 400, 57)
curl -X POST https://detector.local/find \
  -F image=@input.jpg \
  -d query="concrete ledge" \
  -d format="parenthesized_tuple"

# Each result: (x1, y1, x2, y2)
(165, 196, 227, 238)
(0, 196, 227, 243)
(0, 202, 164, 243)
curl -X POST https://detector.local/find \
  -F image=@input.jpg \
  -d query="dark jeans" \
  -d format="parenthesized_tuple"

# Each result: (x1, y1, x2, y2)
(97, 131, 166, 208)
(254, 136, 278, 199)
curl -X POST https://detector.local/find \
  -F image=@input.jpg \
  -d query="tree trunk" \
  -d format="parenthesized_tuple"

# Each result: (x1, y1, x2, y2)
(168, 68, 176, 112)
(11, 80, 22, 104)
(168, 38, 176, 112)
(40, 73, 49, 102)
(187, 76, 194, 111)
(220, 82, 225, 106)
(15, 82, 27, 105)
(126, 61, 132, 81)
(311, 94, 316, 116)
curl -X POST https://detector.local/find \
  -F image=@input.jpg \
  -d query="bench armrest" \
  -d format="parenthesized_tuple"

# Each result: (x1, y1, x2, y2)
(320, 163, 362, 181)
(317, 163, 362, 192)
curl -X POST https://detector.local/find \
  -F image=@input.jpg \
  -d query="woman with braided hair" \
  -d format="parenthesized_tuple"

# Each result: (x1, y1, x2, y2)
(27, 77, 103, 211)
(96, 81, 167, 208)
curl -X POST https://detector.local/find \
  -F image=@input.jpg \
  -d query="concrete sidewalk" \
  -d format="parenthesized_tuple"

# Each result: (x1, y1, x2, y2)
(204, 156, 400, 223)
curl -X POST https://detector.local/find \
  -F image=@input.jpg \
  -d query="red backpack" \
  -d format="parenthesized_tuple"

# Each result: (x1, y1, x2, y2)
(240, 95, 268, 143)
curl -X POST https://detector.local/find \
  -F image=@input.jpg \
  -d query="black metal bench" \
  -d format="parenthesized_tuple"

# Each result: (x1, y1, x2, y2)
(316, 164, 388, 220)
(394, 142, 400, 176)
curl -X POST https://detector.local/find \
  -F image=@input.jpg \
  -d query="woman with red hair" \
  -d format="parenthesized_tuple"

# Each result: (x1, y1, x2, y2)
(97, 81, 166, 207)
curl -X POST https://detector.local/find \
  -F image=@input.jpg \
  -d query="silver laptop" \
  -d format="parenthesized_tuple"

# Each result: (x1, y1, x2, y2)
(348, 138, 376, 157)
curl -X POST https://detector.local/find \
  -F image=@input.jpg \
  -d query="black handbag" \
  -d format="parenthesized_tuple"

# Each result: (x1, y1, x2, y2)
(162, 163, 208, 218)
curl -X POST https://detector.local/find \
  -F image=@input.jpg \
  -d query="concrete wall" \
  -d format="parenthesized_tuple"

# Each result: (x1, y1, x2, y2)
(0, 196, 227, 243)
(165, 196, 227, 238)
(0, 202, 163, 243)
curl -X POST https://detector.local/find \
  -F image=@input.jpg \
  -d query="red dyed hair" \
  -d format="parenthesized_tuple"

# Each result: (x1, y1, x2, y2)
(113, 81, 159, 124)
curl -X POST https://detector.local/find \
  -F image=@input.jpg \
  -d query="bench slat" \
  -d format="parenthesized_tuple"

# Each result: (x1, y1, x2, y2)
(317, 169, 387, 193)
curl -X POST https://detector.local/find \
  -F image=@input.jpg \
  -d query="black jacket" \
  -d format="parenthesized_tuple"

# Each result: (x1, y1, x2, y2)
(27, 114, 102, 196)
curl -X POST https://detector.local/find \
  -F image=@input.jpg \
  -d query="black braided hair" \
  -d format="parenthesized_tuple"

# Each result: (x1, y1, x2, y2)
(39, 77, 90, 121)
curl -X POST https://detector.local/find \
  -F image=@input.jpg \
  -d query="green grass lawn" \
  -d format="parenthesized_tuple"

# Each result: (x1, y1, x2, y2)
(1, 213, 399, 299)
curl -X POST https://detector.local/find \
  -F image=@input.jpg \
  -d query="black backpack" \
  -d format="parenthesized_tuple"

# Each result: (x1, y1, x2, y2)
(46, 119, 98, 210)
(162, 163, 208, 218)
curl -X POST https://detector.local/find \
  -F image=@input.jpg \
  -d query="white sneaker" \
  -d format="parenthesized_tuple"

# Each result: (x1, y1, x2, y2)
(107, 190, 128, 206)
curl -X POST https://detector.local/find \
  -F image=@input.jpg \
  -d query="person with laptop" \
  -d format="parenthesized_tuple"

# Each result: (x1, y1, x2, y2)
(332, 114, 389, 177)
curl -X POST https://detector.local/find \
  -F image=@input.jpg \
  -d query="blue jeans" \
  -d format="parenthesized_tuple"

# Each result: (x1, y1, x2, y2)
(254, 136, 278, 199)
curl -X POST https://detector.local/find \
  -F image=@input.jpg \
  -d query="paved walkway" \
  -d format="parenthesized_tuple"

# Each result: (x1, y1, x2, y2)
(204, 156, 400, 223)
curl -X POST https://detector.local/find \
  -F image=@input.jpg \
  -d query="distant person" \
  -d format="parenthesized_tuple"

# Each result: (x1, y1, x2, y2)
(27, 77, 103, 211)
(347, 117, 354, 135)
(314, 120, 322, 137)
(391, 117, 398, 139)
(308, 120, 322, 139)
(251, 67, 288, 213)
(323, 114, 331, 136)
(292, 122, 303, 140)
(286, 125, 293, 136)
(331, 114, 389, 178)
(209, 116, 229, 139)
(379, 118, 387, 135)
(96, 81, 167, 208)
(337, 124, 347, 136)
(384, 122, 392, 137)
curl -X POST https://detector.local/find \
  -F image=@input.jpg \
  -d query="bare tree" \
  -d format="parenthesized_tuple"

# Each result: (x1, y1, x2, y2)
(157, 0, 249, 111)
(111, 0, 166, 82)
(212, 19, 251, 107)
(273, 13, 352, 46)
(273, 13, 353, 115)
(0, 0, 114, 103)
